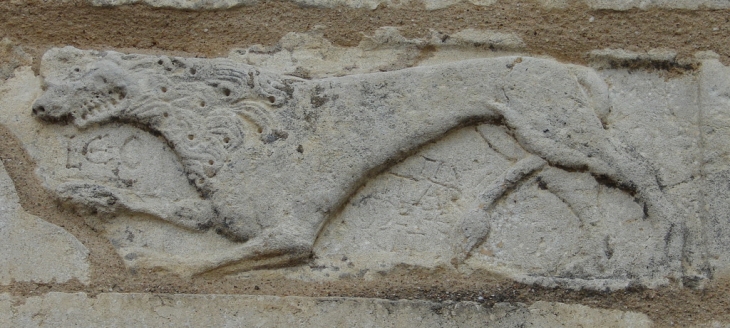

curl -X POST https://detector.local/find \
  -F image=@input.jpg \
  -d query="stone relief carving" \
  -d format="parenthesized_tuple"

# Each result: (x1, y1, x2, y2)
(31, 47, 706, 283)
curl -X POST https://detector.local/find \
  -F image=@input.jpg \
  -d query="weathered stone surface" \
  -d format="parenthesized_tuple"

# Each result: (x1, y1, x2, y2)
(230, 27, 524, 79)
(699, 58, 730, 278)
(90, 0, 255, 9)
(89, 0, 498, 10)
(584, 0, 730, 10)
(312, 62, 712, 290)
(599, 65, 708, 284)
(587, 48, 681, 69)
(692, 322, 730, 328)
(0, 38, 32, 83)
(13, 46, 712, 291)
(85, 0, 730, 9)
(290, 0, 496, 10)
(0, 292, 652, 327)
(0, 117, 89, 284)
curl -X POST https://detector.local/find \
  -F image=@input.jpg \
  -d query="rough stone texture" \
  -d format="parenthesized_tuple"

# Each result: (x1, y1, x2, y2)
(584, 0, 730, 10)
(85, 0, 730, 10)
(87, 0, 479, 9)
(90, 0, 257, 9)
(587, 48, 681, 69)
(0, 144, 89, 285)
(692, 322, 730, 328)
(5, 45, 713, 292)
(0, 38, 32, 83)
(89, 0, 497, 10)
(598, 64, 707, 283)
(699, 58, 730, 278)
(311, 61, 714, 289)
(299, 0, 496, 10)
(0, 292, 652, 327)
(229, 27, 524, 79)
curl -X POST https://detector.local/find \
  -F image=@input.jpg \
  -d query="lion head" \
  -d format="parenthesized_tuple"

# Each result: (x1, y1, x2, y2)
(32, 59, 134, 128)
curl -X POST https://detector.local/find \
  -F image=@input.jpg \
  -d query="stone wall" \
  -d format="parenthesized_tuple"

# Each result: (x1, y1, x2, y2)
(1, 0, 730, 326)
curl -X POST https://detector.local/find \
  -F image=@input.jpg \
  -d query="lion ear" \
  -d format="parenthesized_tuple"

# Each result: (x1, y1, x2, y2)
(568, 65, 611, 127)
(95, 60, 137, 92)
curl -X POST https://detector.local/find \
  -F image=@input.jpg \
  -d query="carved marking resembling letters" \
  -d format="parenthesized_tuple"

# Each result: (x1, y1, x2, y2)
(121, 135, 142, 169)
(31, 48, 699, 280)
(85, 135, 117, 164)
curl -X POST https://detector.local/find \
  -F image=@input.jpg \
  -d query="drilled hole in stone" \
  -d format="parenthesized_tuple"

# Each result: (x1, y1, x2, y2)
(190, 68, 197, 75)
(222, 88, 231, 97)
(200, 101, 205, 107)
(157, 60, 164, 65)
(163, 112, 169, 118)
(257, 127, 263, 133)
(208, 160, 214, 165)
(161, 87, 167, 93)
(188, 134, 195, 140)
(268, 96, 275, 103)
(223, 137, 230, 143)
(74, 68, 80, 72)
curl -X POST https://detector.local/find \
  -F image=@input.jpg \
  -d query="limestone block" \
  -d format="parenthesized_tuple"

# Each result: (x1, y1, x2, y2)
(0, 154, 89, 285)
(0, 292, 652, 327)
(18, 46, 707, 291)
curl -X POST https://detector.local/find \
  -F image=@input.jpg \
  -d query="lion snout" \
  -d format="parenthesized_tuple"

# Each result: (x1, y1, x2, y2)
(32, 93, 73, 124)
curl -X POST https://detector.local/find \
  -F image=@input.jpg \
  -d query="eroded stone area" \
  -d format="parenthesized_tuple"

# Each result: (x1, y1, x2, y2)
(0, 292, 652, 327)
(0, 155, 89, 285)
(700, 59, 730, 277)
(230, 27, 525, 79)
(85, 0, 730, 10)
(0, 38, 31, 83)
